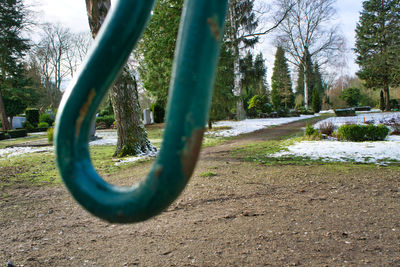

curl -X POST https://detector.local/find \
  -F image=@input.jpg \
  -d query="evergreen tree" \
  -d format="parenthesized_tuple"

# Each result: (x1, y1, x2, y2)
(253, 53, 268, 96)
(271, 47, 294, 109)
(226, 0, 259, 120)
(379, 90, 385, 111)
(0, 0, 30, 130)
(209, 43, 236, 128)
(295, 63, 304, 99)
(312, 64, 324, 95)
(138, 0, 183, 111)
(355, 0, 400, 111)
(311, 89, 321, 113)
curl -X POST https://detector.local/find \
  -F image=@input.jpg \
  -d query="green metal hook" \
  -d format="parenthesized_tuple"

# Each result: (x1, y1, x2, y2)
(55, 0, 228, 223)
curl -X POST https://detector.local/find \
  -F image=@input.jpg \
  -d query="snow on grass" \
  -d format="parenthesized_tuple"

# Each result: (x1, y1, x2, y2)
(114, 149, 158, 166)
(271, 112, 400, 164)
(272, 138, 400, 164)
(0, 146, 54, 158)
(207, 115, 316, 137)
(314, 112, 399, 128)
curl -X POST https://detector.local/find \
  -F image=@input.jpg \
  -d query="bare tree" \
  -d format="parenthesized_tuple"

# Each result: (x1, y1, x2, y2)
(274, 0, 344, 108)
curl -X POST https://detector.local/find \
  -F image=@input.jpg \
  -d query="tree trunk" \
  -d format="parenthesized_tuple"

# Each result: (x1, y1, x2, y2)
(304, 70, 308, 109)
(384, 85, 390, 111)
(85, 0, 155, 157)
(0, 88, 10, 130)
(229, 1, 245, 120)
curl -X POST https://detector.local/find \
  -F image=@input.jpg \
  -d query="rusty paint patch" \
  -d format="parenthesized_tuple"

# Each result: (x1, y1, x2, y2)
(181, 128, 205, 180)
(207, 15, 220, 41)
(154, 165, 163, 178)
(75, 89, 96, 137)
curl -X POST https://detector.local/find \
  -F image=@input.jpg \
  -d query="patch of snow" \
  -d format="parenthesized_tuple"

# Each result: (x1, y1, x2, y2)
(0, 146, 54, 158)
(208, 115, 316, 137)
(89, 130, 117, 146)
(114, 149, 158, 166)
(314, 112, 400, 128)
(319, 109, 334, 114)
(272, 138, 400, 164)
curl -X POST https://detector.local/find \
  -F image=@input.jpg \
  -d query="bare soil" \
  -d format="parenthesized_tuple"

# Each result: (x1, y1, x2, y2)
(1, 120, 400, 266)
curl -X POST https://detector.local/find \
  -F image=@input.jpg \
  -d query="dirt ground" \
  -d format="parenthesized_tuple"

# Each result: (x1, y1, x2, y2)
(1, 120, 400, 266)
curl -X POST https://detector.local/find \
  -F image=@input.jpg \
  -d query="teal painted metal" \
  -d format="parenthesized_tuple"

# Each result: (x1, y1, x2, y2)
(55, 0, 228, 223)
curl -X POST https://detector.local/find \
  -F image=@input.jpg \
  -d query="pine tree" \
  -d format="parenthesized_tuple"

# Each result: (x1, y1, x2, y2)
(0, 0, 30, 130)
(138, 0, 183, 111)
(355, 0, 400, 111)
(311, 89, 321, 113)
(226, 0, 259, 120)
(271, 47, 294, 109)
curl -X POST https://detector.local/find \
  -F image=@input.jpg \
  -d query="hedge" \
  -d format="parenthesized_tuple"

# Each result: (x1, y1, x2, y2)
(334, 108, 356, 117)
(25, 108, 39, 127)
(95, 115, 115, 128)
(354, 106, 371, 112)
(7, 129, 28, 139)
(337, 124, 389, 142)
(0, 131, 7, 140)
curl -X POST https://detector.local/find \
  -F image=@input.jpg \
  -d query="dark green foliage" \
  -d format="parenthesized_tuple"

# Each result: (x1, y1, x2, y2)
(247, 94, 270, 115)
(379, 90, 385, 111)
(390, 99, 399, 109)
(7, 129, 27, 138)
(209, 43, 236, 123)
(334, 108, 356, 117)
(340, 87, 361, 107)
(95, 115, 115, 128)
(22, 121, 34, 131)
(355, 0, 400, 111)
(25, 108, 39, 127)
(0, 131, 6, 140)
(311, 89, 321, 113)
(151, 102, 165, 124)
(138, 0, 183, 108)
(39, 113, 54, 126)
(4, 95, 26, 118)
(37, 122, 49, 128)
(354, 106, 371, 111)
(271, 47, 294, 109)
(305, 124, 318, 136)
(337, 124, 390, 141)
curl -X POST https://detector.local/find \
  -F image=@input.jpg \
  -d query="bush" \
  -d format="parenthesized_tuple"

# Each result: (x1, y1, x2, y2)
(7, 129, 27, 138)
(318, 122, 335, 136)
(95, 115, 115, 128)
(337, 124, 389, 141)
(47, 128, 54, 143)
(22, 121, 34, 131)
(296, 106, 314, 115)
(340, 87, 361, 107)
(25, 108, 39, 127)
(305, 124, 318, 136)
(354, 106, 371, 111)
(38, 122, 49, 128)
(39, 113, 55, 125)
(390, 99, 399, 110)
(151, 102, 165, 123)
(334, 108, 356, 117)
(0, 131, 7, 140)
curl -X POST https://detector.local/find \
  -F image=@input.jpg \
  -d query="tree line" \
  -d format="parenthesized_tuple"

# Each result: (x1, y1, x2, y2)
(1, 0, 399, 156)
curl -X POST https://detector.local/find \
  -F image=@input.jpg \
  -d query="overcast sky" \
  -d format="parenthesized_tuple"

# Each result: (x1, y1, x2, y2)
(25, 0, 363, 81)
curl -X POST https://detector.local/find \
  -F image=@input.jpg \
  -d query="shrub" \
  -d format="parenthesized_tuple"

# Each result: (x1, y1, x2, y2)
(340, 87, 361, 107)
(0, 131, 7, 140)
(354, 106, 371, 111)
(151, 102, 165, 123)
(39, 113, 54, 125)
(334, 108, 356, 117)
(47, 128, 54, 143)
(337, 124, 389, 141)
(25, 108, 39, 127)
(365, 124, 390, 141)
(318, 122, 335, 136)
(7, 129, 27, 138)
(95, 115, 115, 128)
(38, 122, 49, 128)
(22, 121, 34, 131)
(305, 124, 318, 136)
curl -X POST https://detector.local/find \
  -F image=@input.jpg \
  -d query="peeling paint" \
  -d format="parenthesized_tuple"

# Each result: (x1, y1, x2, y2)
(75, 89, 96, 137)
(207, 15, 220, 41)
(154, 165, 163, 178)
(181, 128, 205, 180)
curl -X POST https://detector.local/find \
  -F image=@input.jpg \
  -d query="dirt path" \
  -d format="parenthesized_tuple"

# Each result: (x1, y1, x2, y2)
(1, 119, 400, 266)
